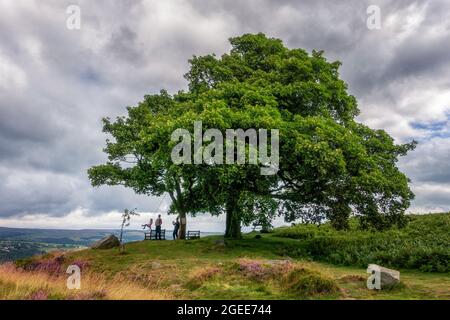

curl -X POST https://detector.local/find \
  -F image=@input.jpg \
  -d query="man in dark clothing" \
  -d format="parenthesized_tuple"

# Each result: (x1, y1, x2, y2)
(173, 217, 180, 239)
(155, 214, 162, 240)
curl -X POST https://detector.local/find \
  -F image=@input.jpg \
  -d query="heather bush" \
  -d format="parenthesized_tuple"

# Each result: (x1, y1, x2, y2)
(234, 259, 294, 281)
(15, 252, 65, 273)
(72, 260, 90, 271)
(185, 267, 221, 289)
(28, 290, 48, 300)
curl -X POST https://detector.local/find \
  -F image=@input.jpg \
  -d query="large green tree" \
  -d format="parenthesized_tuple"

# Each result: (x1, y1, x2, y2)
(88, 33, 415, 238)
(87, 91, 197, 239)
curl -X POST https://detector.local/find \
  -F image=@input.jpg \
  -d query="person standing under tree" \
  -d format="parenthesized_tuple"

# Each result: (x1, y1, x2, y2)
(155, 214, 163, 240)
(172, 217, 180, 239)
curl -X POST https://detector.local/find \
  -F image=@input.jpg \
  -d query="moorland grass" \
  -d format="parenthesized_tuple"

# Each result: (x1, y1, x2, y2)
(2, 213, 449, 300)
(272, 213, 450, 272)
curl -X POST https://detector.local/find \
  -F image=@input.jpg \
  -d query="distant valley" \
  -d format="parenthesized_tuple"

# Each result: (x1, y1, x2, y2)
(0, 227, 222, 262)
(0, 227, 145, 262)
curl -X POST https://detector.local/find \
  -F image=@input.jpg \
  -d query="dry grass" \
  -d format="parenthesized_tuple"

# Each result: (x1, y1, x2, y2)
(186, 266, 221, 289)
(0, 263, 171, 300)
(281, 266, 340, 296)
(2, 235, 449, 300)
(120, 260, 182, 289)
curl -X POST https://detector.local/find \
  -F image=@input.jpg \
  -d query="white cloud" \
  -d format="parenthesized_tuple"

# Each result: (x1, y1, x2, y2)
(0, 53, 27, 90)
(0, 206, 228, 232)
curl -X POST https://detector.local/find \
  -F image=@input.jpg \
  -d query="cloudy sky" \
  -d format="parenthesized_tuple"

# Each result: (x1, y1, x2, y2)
(0, 0, 449, 231)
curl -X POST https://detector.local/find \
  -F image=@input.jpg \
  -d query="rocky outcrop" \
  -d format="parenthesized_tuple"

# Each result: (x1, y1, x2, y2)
(91, 235, 120, 249)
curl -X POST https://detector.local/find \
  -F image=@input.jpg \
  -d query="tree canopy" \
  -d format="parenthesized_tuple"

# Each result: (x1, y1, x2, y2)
(88, 33, 415, 238)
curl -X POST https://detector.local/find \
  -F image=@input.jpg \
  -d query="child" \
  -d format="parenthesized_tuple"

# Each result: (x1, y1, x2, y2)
(142, 218, 153, 230)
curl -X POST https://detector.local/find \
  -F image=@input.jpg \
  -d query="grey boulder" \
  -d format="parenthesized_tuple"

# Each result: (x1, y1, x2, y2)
(367, 264, 400, 289)
(91, 235, 120, 249)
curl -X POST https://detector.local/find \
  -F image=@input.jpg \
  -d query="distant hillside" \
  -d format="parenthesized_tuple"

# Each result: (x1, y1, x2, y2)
(0, 228, 144, 262)
(0, 227, 144, 245)
(0, 227, 222, 262)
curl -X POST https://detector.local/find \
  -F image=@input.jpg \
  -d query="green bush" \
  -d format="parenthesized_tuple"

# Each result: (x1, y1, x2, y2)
(273, 213, 450, 272)
(282, 267, 339, 296)
(14, 257, 34, 269)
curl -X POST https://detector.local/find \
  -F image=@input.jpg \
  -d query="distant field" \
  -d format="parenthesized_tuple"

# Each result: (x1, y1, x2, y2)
(0, 228, 143, 262)
(0, 227, 145, 245)
(0, 241, 83, 262)
(0, 227, 221, 262)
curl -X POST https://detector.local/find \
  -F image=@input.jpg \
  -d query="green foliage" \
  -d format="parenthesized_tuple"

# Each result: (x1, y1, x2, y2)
(185, 259, 340, 298)
(273, 213, 450, 272)
(281, 267, 339, 295)
(88, 32, 416, 235)
(182, 33, 415, 232)
(14, 257, 34, 269)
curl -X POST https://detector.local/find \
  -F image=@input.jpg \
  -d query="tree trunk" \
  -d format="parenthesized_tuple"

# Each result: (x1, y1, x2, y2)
(224, 196, 242, 239)
(328, 201, 351, 230)
(178, 211, 187, 239)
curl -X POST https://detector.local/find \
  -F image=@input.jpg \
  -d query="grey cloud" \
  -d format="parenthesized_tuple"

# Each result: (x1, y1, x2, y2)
(106, 26, 144, 64)
(0, 0, 450, 225)
(0, 169, 77, 217)
(408, 183, 450, 211)
(399, 137, 450, 184)
(0, 167, 164, 218)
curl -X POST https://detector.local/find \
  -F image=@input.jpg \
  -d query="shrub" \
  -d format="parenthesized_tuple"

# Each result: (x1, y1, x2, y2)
(236, 259, 294, 281)
(272, 213, 450, 272)
(281, 267, 339, 296)
(28, 290, 48, 300)
(72, 260, 90, 271)
(14, 257, 34, 270)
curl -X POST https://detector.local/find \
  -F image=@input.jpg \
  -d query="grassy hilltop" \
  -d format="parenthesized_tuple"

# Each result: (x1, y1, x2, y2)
(0, 213, 449, 300)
